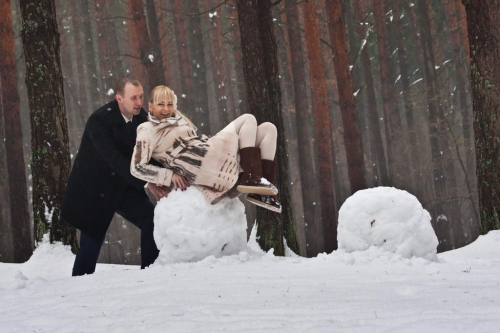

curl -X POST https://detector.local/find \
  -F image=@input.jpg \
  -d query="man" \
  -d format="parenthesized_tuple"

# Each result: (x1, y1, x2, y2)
(62, 77, 169, 276)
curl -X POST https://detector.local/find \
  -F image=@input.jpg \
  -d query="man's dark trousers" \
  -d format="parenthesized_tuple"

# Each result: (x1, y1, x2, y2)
(72, 185, 158, 276)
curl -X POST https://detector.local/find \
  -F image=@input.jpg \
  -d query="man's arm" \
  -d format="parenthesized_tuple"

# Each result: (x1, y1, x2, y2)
(86, 113, 145, 190)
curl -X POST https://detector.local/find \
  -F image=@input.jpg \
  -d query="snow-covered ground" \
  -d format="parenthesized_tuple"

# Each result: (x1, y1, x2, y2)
(1, 187, 499, 332)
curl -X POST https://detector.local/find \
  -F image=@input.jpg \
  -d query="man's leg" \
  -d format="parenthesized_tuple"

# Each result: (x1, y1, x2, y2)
(117, 186, 159, 269)
(72, 231, 105, 276)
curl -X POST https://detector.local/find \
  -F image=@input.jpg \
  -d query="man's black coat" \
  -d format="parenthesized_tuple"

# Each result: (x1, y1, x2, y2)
(62, 100, 151, 240)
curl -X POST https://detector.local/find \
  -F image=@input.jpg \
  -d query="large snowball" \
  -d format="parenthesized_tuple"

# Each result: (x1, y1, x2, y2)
(338, 187, 438, 261)
(153, 186, 247, 264)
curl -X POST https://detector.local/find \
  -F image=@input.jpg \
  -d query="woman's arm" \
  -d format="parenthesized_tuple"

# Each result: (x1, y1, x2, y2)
(130, 125, 174, 187)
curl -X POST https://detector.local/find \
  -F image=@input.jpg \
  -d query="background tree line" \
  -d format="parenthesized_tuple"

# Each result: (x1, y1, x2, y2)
(0, 0, 492, 264)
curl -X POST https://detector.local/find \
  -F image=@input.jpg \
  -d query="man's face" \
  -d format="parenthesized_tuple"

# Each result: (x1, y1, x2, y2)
(116, 83, 144, 119)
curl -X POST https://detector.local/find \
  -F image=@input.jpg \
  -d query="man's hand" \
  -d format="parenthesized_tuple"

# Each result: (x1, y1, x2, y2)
(171, 174, 190, 191)
(146, 183, 170, 201)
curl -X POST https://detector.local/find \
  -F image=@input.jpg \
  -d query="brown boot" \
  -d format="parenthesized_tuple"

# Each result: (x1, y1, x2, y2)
(245, 159, 282, 213)
(237, 148, 278, 196)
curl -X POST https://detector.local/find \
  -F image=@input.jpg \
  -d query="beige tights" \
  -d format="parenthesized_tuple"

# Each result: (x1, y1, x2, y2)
(227, 113, 277, 160)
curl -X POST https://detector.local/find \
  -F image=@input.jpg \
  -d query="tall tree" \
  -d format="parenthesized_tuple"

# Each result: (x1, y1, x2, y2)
(236, 0, 299, 255)
(0, 0, 32, 262)
(354, 0, 389, 186)
(227, 0, 247, 115)
(418, 0, 462, 250)
(95, 0, 113, 94)
(372, 0, 409, 188)
(157, 0, 173, 86)
(442, 0, 474, 176)
(0, 93, 14, 262)
(209, 2, 229, 128)
(80, 0, 101, 109)
(129, 0, 163, 92)
(326, 0, 366, 193)
(390, 0, 418, 189)
(187, 0, 210, 132)
(285, 4, 322, 256)
(172, 0, 195, 117)
(20, 0, 77, 249)
(302, 0, 337, 252)
(463, 0, 500, 233)
(145, 0, 166, 85)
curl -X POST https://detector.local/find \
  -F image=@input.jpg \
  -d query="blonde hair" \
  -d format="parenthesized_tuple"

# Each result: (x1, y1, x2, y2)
(149, 85, 197, 130)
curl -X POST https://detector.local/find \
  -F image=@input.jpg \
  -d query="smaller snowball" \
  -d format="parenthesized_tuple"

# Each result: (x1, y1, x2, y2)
(337, 187, 438, 261)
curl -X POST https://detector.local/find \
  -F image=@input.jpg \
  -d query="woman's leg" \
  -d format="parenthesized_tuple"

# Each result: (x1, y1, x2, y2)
(255, 122, 277, 160)
(231, 113, 257, 148)
(232, 115, 278, 196)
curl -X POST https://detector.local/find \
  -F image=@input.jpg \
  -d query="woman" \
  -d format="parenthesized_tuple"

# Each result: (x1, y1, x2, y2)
(130, 85, 281, 213)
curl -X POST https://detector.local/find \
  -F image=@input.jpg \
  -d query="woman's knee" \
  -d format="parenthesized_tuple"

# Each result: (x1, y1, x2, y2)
(257, 122, 277, 138)
(239, 113, 257, 126)
(234, 113, 257, 133)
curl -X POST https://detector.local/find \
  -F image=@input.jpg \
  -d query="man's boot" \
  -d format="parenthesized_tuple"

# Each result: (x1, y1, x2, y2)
(245, 159, 282, 213)
(237, 147, 278, 196)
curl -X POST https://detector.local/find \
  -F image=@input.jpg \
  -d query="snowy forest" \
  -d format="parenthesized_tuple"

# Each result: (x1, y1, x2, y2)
(0, 0, 499, 267)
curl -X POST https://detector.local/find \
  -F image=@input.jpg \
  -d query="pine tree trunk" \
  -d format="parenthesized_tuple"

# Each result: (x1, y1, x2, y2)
(274, 3, 307, 255)
(390, 0, 418, 190)
(157, 0, 173, 86)
(372, 0, 409, 188)
(172, 0, 195, 117)
(80, 0, 101, 109)
(326, 0, 366, 194)
(187, 0, 210, 133)
(0, 0, 33, 262)
(0, 94, 15, 262)
(354, 0, 389, 186)
(20, 0, 77, 250)
(228, 0, 247, 115)
(285, 4, 323, 256)
(145, 0, 166, 84)
(95, 0, 113, 94)
(418, 0, 463, 251)
(70, 1, 89, 120)
(209, 2, 229, 128)
(463, 0, 500, 233)
(236, 0, 299, 255)
(129, 0, 162, 92)
(302, 0, 338, 252)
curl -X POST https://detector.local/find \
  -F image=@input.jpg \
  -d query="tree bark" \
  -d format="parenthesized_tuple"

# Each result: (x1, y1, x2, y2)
(302, 0, 337, 252)
(326, 0, 366, 194)
(187, 0, 210, 132)
(157, 0, 173, 86)
(372, 0, 409, 188)
(129, 0, 162, 92)
(172, 0, 195, 117)
(354, 0, 389, 186)
(463, 0, 500, 233)
(228, 0, 247, 115)
(20, 0, 77, 250)
(0, 0, 33, 262)
(418, 0, 462, 251)
(236, 0, 299, 255)
(80, 0, 101, 109)
(286, 4, 323, 256)
(145, 0, 166, 85)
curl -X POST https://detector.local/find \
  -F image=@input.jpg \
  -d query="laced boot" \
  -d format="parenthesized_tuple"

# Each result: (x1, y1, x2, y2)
(237, 147, 278, 196)
(245, 159, 282, 213)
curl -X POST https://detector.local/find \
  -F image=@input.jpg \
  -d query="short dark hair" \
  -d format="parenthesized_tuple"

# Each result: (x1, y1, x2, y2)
(115, 77, 141, 96)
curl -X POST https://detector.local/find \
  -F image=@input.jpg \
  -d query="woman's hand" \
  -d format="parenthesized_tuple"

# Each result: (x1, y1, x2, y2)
(171, 173, 190, 191)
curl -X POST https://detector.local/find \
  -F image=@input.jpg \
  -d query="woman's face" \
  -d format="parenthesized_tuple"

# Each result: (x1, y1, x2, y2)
(149, 99, 175, 120)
